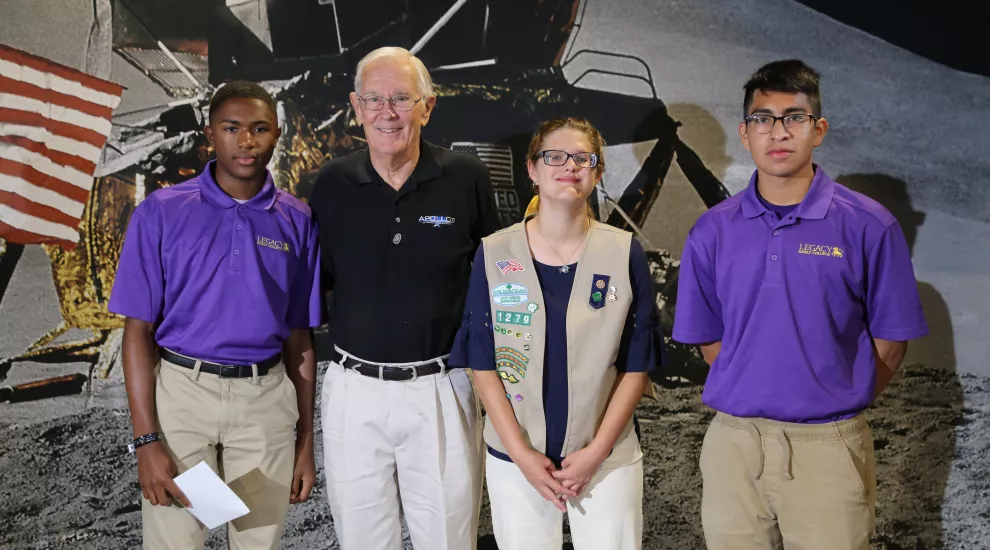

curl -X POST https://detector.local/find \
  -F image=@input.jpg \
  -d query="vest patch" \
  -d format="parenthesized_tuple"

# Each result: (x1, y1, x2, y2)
(496, 346, 529, 384)
(590, 274, 611, 309)
(495, 310, 532, 326)
(496, 258, 525, 274)
(492, 282, 528, 306)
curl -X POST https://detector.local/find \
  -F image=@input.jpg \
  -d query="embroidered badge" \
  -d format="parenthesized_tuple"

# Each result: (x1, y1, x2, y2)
(514, 394, 524, 402)
(590, 274, 610, 309)
(526, 302, 539, 313)
(496, 258, 525, 274)
(797, 243, 844, 258)
(256, 236, 290, 253)
(496, 346, 529, 384)
(492, 283, 528, 306)
(418, 215, 455, 227)
(495, 311, 532, 326)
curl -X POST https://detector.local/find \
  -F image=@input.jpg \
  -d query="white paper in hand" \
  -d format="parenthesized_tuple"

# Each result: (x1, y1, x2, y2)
(173, 461, 250, 529)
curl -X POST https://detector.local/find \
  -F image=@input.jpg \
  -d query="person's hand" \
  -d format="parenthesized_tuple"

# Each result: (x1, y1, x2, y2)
(290, 439, 316, 504)
(513, 448, 577, 511)
(136, 442, 190, 507)
(551, 443, 608, 497)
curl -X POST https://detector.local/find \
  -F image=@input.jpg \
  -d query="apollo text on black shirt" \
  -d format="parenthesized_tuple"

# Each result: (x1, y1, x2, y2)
(308, 140, 502, 363)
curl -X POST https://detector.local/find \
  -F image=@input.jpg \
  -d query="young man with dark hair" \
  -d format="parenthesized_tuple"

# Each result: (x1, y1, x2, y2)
(673, 59, 929, 549)
(110, 80, 324, 549)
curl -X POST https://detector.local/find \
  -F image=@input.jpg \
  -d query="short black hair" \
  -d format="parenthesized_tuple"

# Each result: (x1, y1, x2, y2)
(743, 59, 822, 117)
(208, 80, 277, 122)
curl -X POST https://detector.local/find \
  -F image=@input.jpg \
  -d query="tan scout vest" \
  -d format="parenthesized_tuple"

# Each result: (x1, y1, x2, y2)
(482, 218, 639, 462)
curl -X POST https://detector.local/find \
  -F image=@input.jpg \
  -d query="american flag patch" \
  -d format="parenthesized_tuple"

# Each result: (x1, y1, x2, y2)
(496, 258, 524, 274)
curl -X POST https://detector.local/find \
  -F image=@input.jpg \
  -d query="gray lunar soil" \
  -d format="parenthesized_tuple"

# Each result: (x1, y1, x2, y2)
(0, 362, 982, 550)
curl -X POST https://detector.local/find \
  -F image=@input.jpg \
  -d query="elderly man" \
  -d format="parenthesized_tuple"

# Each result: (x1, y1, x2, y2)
(307, 47, 501, 549)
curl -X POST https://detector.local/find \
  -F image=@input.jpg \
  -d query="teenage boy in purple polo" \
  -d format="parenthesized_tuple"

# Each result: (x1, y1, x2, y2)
(673, 60, 928, 549)
(109, 81, 324, 550)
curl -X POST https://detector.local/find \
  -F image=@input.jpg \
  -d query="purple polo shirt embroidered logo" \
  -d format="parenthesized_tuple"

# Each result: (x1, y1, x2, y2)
(257, 235, 290, 253)
(798, 243, 844, 257)
(673, 166, 929, 423)
(108, 160, 325, 365)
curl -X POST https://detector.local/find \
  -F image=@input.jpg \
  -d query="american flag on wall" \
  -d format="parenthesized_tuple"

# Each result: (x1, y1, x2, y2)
(0, 43, 123, 249)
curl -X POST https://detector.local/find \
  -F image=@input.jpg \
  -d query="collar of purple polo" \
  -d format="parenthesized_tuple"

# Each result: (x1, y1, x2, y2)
(199, 159, 278, 211)
(741, 164, 834, 220)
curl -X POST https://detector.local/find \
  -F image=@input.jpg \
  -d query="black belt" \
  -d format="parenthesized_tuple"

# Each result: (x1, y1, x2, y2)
(160, 348, 281, 378)
(331, 349, 455, 382)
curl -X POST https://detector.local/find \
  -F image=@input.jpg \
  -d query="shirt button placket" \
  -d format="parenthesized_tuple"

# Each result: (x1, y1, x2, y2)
(767, 225, 784, 282)
(230, 207, 244, 271)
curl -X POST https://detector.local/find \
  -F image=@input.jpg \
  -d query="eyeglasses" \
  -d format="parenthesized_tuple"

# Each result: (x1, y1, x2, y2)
(744, 113, 818, 134)
(536, 150, 599, 168)
(357, 94, 424, 112)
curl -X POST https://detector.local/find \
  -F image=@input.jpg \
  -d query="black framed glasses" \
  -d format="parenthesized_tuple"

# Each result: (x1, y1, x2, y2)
(536, 150, 599, 168)
(744, 113, 818, 134)
(357, 94, 424, 112)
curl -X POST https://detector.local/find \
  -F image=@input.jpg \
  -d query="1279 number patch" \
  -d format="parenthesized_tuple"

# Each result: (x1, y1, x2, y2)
(495, 310, 532, 326)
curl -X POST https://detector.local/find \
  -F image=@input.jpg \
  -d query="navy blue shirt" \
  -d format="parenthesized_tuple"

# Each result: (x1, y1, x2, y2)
(450, 237, 663, 463)
(757, 186, 799, 219)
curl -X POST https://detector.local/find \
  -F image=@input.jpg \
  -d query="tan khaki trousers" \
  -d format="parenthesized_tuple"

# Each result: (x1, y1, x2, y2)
(142, 357, 299, 550)
(700, 412, 876, 550)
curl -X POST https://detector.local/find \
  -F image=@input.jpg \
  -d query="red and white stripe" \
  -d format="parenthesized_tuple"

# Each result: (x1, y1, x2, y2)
(0, 44, 123, 249)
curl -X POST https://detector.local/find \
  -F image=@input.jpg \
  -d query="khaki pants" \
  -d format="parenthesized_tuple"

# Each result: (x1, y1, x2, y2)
(700, 412, 876, 550)
(142, 358, 300, 550)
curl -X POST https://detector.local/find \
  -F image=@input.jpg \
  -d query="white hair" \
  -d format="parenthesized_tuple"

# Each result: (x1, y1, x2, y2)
(354, 47, 435, 98)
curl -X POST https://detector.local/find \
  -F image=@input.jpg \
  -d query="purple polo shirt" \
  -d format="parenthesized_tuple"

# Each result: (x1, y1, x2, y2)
(673, 166, 928, 423)
(108, 161, 325, 364)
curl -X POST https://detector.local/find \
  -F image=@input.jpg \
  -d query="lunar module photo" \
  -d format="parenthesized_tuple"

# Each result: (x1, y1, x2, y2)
(0, 0, 728, 399)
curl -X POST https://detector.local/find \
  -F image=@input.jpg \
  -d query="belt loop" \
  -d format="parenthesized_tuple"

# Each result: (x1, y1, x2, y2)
(251, 363, 259, 385)
(437, 357, 447, 377)
(378, 365, 385, 381)
(191, 360, 202, 382)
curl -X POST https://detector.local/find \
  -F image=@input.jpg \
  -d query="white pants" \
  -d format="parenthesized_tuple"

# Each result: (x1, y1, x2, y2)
(485, 438, 645, 550)
(320, 361, 484, 550)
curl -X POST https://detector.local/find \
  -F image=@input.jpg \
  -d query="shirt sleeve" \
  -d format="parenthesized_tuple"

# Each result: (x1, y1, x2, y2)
(472, 162, 503, 243)
(865, 222, 929, 341)
(615, 238, 665, 373)
(448, 245, 496, 370)
(287, 217, 327, 329)
(672, 222, 724, 344)
(107, 202, 165, 324)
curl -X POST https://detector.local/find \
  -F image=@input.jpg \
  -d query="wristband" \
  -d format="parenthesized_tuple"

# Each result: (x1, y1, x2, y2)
(127, 432, 162, 454)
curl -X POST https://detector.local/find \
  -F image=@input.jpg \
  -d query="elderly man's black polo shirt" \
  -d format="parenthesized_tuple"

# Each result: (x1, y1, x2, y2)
(308, 140, 502, 363)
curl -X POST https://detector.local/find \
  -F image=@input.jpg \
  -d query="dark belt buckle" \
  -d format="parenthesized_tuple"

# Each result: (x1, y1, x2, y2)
(218, 364, 243, 378)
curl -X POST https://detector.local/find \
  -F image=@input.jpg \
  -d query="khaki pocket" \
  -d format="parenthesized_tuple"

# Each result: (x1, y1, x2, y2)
(834, 425, 875, 502)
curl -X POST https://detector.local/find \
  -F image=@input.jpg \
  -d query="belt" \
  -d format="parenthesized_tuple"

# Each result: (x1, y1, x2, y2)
(160, 348, 281, 378)
(331, 348, 454, 382)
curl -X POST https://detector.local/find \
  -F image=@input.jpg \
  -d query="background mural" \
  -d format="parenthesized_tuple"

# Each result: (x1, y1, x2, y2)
(1, 1, 987, 548)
